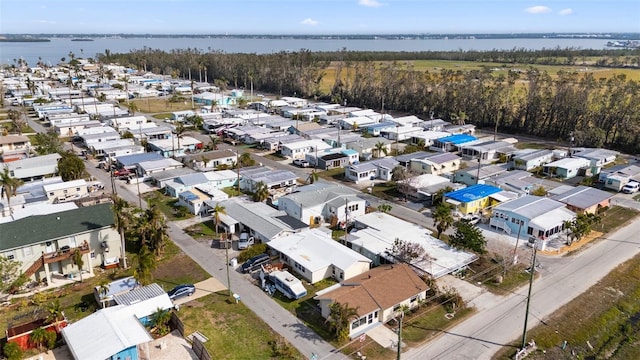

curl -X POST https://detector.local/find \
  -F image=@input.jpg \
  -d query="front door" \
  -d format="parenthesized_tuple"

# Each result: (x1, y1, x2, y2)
(45, 241, 56, 253)
(49, 262, 60, 274)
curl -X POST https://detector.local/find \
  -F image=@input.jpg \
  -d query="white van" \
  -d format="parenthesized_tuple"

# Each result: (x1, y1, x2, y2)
(622, 182, 640, 194)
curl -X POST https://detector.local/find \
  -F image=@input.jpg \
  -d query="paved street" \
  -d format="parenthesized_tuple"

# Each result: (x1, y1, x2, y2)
(403, 215, 640, 360)
(165, 222, 343, 360)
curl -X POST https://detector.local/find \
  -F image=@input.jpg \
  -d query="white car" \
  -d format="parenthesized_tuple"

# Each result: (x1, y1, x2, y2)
(293, 159, 310, 168)
(238, 232, 255, 250)
(622, 182, 640, 194)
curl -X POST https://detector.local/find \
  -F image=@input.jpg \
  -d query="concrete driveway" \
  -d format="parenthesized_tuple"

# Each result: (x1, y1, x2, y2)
(173, 277, 227, 306)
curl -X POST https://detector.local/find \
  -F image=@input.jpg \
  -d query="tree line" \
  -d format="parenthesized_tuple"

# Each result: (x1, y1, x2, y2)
(99, 48, 640, 154)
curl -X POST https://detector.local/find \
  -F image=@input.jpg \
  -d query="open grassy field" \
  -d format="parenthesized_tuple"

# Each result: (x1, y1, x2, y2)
(130, 98, 193, 114)
(319, 59, 640, 94)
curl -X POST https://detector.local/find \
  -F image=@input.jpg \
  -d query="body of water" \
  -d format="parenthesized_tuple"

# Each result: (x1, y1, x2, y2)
(0, 37, 616, 66)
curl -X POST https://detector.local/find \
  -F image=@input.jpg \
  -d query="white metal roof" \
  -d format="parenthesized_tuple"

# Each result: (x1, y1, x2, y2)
(267, 228, 371, 273)
(43, 179, 87, 192)
(62, 305, 152, 360)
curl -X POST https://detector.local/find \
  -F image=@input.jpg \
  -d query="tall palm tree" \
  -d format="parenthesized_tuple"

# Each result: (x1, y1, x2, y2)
(206, 135, 219, 151)
(239, 152, 255, 167)
(252, 181, 270, 202)
(211, 203, 226, 239)
(326, 302, 360, 342)
(433, 203, 454, 239)
(127, 101, 139, 116)
(0, 167, 24, 216)
(209, 99, 219, 113)
(72, 249, 84, 282)
(174, 122, 187, 149)
(111, 195, 131, 268)
(373, 141, 388, 158)
(140, 205, 168, 256)
(133, 244, 156, 286)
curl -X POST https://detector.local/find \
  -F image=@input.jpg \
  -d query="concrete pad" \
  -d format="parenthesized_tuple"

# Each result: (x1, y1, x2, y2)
(438, 274, 484, 304)
(143, 330, 198, 360)
(173, 277, 227, 306)
(367, 324, 402, 349)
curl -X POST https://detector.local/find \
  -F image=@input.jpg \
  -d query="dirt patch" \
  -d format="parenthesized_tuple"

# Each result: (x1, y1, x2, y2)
(154, 252, 202, 281)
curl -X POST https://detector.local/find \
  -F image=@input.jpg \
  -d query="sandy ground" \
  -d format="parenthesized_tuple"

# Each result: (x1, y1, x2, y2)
(173, 277, 227, 306)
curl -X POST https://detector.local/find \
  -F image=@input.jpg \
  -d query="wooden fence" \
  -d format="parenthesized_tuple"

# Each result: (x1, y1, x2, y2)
(170, 311, 211, 360)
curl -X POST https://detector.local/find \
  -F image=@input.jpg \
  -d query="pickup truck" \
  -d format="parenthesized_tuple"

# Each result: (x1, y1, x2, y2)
(113, 169, 132, 178)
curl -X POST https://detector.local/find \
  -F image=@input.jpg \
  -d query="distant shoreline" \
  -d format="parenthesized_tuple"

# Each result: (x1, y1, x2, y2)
(1, 32, 640, 41)
(0, 38, 50, 42)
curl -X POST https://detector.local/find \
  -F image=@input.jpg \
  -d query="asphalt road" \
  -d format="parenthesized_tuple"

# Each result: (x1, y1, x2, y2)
(403, 214, 640, 360)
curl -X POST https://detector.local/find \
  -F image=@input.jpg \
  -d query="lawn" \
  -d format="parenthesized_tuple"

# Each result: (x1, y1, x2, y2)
(152, 240, 210, 290)
(130, 98, 193, 114)
(177, 292, 303, 360)
(143, 190, 194, 221)
(466, 254, 533, 296)
(370, 182, 402, 201)
(598, 205, 638, 233)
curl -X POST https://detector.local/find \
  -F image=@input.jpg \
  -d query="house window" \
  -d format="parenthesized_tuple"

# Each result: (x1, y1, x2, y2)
(22, 247, 33, 257)
(76, 187, 81, 191)
(393, 304, 400, 312)
(410, 295, 418, 303)
(90, 251, 96, 259)
(527, 227, 533, 235)
(3, 251, 15, 260)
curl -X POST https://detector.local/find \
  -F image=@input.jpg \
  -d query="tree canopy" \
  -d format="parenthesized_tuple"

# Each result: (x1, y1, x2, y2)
(57, 151, 86, 181)
(450, 221, 487, 254)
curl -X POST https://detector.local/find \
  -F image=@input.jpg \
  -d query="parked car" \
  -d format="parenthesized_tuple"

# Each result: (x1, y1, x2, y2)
(238, 232, 255, 250)
(461, 214, 482, 225)
(241, 253, 270, 273)
(622, 182, 640, 194)
(113, 168, 132, 177)
(167, 284, 196, 300)
(293, 159, 310, 168)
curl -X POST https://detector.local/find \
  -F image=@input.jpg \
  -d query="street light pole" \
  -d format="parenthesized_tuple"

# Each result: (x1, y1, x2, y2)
(396, 311, 404, 360)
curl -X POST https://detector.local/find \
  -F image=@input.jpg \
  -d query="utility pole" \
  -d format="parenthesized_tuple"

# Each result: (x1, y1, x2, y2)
(225, 232, 232, 297)
(396, 311, 404, 360)
(343, 198, 349, 245)
(475, 157, 482, 184)
(521, 242, 538, 350)
(512, 221, 524, 265)
(236, 151, 240, 194)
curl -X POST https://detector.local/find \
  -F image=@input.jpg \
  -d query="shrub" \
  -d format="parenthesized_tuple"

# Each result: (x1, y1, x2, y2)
(237, 243, 268, 263)
(3, 342, 23, 360)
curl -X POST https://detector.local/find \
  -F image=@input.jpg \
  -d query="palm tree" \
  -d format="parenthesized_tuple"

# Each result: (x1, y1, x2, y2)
(97, 279, 110, 308)
(211, 203, 226, 239)
(373, 141, 388, 158)
(174, 122, 187, 149)
(0, 167, 24, 216)
(151, 307, 172, 335)
(206, 135, 219, 151)
(29, 328, 47, 351)
(200, 155, 210, 169)
(45, 300, 65, 331)
(253, 181, 270, 202)
(209, 99, 219, 113)
(326, 302, 360, 342)
(111, 195, 131, 268)
(133, 244, 156, 286)
(127, 102, 139, 116)
(140, 205, 168, 256)
(239, 152, 255, 167)
(72, 249, 84, 282)
(433, 203, 454, 239)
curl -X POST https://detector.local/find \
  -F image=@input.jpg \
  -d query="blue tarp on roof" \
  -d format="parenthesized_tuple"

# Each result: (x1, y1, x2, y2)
(444, 184, 502, 203)
(437, 134, 477, 145)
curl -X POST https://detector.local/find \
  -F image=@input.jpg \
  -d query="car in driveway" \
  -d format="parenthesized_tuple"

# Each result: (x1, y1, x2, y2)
(238, 232, 255, 250)
(461, 214, 482, 225)
(167, 284, 196, 300)
(622, 182, 640, 194)
(293, 159, 310, 168)
(241, 253, 270, 273)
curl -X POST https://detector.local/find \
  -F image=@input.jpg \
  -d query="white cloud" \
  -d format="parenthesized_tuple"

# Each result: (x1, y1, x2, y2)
(559, 8, 574, 16)
(300, 18, 319, 26)
(525, 6, 552, 14)
(359, 0, 382, 8)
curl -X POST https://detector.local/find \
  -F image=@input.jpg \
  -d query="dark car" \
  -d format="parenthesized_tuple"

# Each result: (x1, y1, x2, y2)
(167, 284, 196, 300)
(241, 253, 270, 273)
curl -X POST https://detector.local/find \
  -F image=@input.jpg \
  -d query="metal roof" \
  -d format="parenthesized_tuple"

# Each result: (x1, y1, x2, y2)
(494, 195, 567, 219)
(62, 305, 153, 360)
(115, 152, 164, 166)
(551, 185, 613, 209)
(444, 184, 502, 203)
(113, 283, 166, 306)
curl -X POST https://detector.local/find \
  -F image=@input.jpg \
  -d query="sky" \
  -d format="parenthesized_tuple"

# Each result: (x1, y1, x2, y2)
(1, 0, 639, 34)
